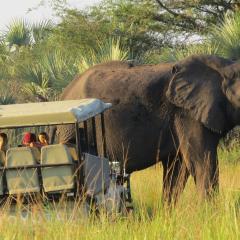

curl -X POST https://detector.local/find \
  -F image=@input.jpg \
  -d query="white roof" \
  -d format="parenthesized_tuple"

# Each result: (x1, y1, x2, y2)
(0, 99, 112, 128)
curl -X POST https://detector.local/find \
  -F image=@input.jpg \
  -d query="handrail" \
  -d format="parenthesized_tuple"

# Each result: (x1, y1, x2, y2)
(0, 162, 76, 171)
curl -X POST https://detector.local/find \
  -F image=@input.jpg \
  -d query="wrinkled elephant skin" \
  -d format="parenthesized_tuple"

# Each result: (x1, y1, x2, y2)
(58, 55, 240, 203)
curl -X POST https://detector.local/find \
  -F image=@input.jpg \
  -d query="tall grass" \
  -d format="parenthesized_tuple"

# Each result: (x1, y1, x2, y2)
(0, 148, 239, 239)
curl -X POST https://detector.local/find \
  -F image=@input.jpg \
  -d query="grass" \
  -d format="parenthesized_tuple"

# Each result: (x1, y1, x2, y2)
(0, 148, 239, 239)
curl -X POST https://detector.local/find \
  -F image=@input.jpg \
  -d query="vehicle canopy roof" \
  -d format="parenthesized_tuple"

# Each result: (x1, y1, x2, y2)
(0, 99, 112, 128)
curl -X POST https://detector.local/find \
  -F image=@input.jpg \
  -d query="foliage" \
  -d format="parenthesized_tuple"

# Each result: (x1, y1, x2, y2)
(0, 94, 15, 105)
(155, 42, 220, 63)
(88, 0, 240, 47)
(31, 20, 54, 44)
(211, 11, 240, 60)
(148, 10, 240, 63)
(5, 19, 31, 49)
(19, 48, 77, 101)
(89, 0, 162, 58)
(78, 38, 129, 72)
(49, 10, 109, 57)
(47, 0, 239, 46)
(151, 0, 239, 34)
(0, 2, 240, 103)
(0, 158, 239, 239)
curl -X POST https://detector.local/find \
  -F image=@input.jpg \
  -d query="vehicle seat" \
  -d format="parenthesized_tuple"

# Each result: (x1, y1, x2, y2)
(6, 147, 40, 194)
(0, 150, 6, 166)
(0, 150, 5, 195)
(66, 145, 78, 162)
(84, 153, 110, 195)
(31, 147, 40, 163)
(41, 144, 75, 192)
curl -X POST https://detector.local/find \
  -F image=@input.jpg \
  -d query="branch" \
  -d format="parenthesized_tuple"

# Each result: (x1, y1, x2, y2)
(154, 0, 203, 30)
(155, 0, 179, 17)
(153, 14, 205, 33)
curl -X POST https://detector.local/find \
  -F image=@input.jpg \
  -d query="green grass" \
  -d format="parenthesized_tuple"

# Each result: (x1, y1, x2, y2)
(0, 148, 239, 239)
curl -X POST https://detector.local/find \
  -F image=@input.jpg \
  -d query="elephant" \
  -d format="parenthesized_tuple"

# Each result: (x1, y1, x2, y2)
(55, 55, 240, 204)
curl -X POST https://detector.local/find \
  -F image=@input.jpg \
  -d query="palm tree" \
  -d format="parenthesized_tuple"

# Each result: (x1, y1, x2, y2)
(4, 19, 53, 51)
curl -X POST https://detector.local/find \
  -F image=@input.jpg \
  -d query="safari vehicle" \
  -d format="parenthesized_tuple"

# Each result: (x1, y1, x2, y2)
(0, 99, 132, 213)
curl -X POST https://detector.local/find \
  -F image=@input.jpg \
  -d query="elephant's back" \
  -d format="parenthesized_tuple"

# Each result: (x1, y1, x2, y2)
(61, 61, 173, 103)
(61, 61, 174, 173)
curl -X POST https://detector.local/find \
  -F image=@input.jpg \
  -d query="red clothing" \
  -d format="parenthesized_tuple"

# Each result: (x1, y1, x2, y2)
(22, 132, 40, 148)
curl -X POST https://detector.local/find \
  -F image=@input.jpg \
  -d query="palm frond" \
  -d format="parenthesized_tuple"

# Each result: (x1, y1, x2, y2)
(78, 38, 129, 72)
(211, 11, 240, 60)
(19, 48, 78, 101)
(5, 19, 31, 48)
(157, 42, 220, 63)
(0, 94, 15, 105)
(31, 20, 53, 43)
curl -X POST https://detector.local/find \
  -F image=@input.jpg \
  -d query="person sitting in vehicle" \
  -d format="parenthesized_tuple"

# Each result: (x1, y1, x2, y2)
(22, 132, 41, 148)
(0, 132, 8, 154)
(21, 132, 41, 162)
(38, 132, 49, 147)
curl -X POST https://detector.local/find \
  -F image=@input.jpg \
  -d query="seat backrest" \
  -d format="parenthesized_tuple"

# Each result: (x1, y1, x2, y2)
(0, 150, 6, 166)
(84, 153, 110, 195)
(6, 147, 40, 194)
(41, 144, 75, 192)
(67, 146, 78, 161)
(31, 147, 40, 163)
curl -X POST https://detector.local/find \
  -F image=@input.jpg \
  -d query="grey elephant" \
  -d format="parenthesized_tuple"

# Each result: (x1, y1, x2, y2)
(56, 55, 240, 204)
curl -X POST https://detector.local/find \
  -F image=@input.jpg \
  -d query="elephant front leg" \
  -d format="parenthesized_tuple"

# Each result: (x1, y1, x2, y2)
(193, 152, 219, 199)
(175, 117, 220, 199)
(162, 155, 189, 205)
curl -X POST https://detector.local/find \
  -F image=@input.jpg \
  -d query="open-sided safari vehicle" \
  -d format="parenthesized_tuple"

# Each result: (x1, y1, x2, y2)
(0, 99, 132, 213)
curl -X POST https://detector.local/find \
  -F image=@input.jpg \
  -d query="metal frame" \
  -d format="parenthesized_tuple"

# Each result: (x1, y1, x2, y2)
(75, 122, 84, 191)
(83, 121, 89, 152)
(101, 113, 107, 158)
(91, 117, 98, 156)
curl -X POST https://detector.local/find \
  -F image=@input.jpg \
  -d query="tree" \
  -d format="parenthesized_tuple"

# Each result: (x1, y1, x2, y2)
(153, 0, 239, 33)
(37, 0, 163, 59)
(152, 10, 240, 63)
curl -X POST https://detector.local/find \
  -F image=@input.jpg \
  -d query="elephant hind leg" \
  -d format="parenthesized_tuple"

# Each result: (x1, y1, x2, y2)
(162, 155, 189, 205)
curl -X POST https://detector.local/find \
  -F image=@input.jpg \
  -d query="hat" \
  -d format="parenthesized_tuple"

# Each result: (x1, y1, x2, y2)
(22, 132, 36, 145)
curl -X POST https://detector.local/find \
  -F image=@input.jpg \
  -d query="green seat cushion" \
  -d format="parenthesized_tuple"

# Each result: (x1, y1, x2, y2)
(6, 147, 40, 194)
(41, 144, 75, 192)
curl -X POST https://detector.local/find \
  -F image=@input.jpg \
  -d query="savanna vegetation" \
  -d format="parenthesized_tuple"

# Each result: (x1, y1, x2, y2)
(0, 0, 240, 239)
(0, 148, 239, 239)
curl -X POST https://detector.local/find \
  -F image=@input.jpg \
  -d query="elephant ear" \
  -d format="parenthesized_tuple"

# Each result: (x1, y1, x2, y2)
(166, 59, 227, 133)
